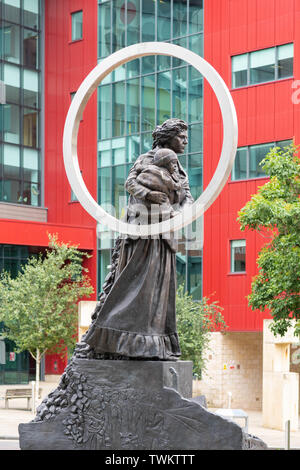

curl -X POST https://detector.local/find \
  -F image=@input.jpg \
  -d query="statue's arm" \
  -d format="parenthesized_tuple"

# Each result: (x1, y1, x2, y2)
(125, 158, 167, 204)
(125, 160, 152, 200)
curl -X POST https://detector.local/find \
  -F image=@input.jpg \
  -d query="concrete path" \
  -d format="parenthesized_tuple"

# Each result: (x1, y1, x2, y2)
(0, 381, 299, 450)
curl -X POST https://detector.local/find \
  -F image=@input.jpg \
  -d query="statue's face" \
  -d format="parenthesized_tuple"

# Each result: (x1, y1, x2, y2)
(167, 130, 188, 155)
(167, 160, 179, 174)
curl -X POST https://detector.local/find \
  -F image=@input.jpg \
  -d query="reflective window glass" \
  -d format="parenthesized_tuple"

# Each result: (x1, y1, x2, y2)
(173, 66, 187, 122)
(3, 0, 21, 24)
(98, 250, 111, 294)
(98, 166, 111, 205)
(112, 1, 126, 52)
(23, 148, 39, 205)
(278, 43, 293, 79)
(112, 138, 125, 165)
(1, 22, 20, 65)
(188, 156, 202, 199)
(112, 82, 125, 137)
(23, 29, 38, 69)
(157, 55, 171, 72)
(126, 58, 140, 79)
(231, 140, 292, 181)
(126, 1, 140, 46)
(98, 2, 111, 58)
(250, 47, 275, 84)
(4, 63, 20, 90)
(142, 0, 155, 42)
(157, 0, 171, 41)
(173, 0, 187, 38)
(249, 143, 271, 179)
(189, 0, 203, 34)
(23, 0, 39, 30)
(23, 69, 39, 109)
(231, 240, 246, 273)
(189, 122, 202, 154)
(188, 255, 202, 300)
(23, 108, 38, 147)
(127, 134, 140, 163)
(189, 33, 203, 56)
(71, 10, 83, 41)
(232, 54, 248, 88)
(127, 78, 140, 134)
(157, 71, 171, 126)
(232, 44, 293, 88)
(98, 140, 112, 168)
(232, 147, 247, 181)
(188, 66, 202, 123)
(141, 55, 155, 75)
(141, 74, 155, 132)
(176, 252, 186, 289)
(112, 164, 126, 217)
(0, 104, 20, 144)
(141, 132, 152, 153)
(98, 84, 111, 140)
(3, 143, 20, 178)
(172, 36, 187, 68)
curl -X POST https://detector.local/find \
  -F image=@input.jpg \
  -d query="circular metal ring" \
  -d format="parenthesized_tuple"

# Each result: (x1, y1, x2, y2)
(63, 42, 238, 236)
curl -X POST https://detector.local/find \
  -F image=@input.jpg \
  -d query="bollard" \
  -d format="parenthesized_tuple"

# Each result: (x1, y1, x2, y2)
(31, 381, 36, 414)
(285, 420, 291, 450)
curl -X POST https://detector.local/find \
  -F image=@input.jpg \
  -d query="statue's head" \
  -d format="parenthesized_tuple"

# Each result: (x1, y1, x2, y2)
(152, 119, 188, 154)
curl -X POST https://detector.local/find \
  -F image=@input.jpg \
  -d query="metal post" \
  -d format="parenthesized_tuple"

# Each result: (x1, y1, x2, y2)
(285, 420, 291, 450)
(31, 381, 36, 414)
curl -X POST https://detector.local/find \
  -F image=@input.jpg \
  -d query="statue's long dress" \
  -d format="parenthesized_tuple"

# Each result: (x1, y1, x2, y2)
(84, 150, 193, 360)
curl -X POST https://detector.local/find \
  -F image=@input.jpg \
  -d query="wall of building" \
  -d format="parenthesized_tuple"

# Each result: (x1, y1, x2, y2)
(194, 331, 263, 410)
(203, 0, 299, 331)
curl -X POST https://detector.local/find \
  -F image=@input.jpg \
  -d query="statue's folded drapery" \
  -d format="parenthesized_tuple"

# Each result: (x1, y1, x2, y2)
(84, 138, 193, 360)
(84, 237, 180, 359)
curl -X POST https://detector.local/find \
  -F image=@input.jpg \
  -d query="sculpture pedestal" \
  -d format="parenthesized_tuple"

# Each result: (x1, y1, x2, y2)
(19, 359, 266, 450)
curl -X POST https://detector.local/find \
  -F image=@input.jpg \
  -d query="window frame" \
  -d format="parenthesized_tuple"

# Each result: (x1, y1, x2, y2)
(230, 139, 292, 182)
(231, 43, 294, 89)
(230, 239, 246, 274)
(70, 10, 83, 43)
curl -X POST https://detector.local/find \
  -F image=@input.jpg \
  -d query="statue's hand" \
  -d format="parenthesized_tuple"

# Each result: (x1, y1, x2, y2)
(146, 191, 168, 205)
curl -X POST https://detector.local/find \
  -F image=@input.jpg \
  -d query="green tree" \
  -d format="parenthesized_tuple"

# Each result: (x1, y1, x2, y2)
(0, 235, 94, 408)
(176, 285, 227, 377)
(238, 143, 300, 337)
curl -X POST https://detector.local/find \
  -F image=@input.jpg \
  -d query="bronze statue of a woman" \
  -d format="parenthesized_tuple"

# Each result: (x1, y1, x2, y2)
(81, 118, 193, 361)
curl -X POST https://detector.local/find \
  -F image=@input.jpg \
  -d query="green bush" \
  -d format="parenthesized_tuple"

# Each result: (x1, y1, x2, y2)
(176, 285, 227, 377)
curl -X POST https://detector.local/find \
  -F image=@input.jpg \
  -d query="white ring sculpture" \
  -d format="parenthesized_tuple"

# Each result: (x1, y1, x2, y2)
(63, 42, 238, 236)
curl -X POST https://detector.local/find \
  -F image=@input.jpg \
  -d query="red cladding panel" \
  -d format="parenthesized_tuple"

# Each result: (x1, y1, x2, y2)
(204, 0, 296, 331)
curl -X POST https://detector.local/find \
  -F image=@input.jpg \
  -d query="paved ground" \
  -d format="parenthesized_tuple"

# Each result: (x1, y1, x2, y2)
(0, 381, 299, 450)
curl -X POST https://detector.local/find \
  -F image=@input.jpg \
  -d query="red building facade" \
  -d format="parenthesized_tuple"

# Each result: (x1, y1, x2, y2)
(203, 0, 298, 330)
(1, 0, 298, 380)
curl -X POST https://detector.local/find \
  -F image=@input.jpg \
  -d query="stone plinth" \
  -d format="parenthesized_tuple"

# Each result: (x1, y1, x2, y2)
(19, 359, 266, 450)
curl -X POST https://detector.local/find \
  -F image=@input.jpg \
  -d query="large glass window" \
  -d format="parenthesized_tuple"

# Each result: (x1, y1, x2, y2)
(0, 0, 42, 206)
(232, 140, 292, 181)
(232, 43, 294, 88)
(97, 0, 204, 300)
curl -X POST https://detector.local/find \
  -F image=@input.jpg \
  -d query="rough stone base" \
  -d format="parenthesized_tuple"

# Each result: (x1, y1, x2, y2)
(19, 359, 267, 450)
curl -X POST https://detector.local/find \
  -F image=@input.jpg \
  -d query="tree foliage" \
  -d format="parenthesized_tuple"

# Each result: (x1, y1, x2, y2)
(238, 143, 300, 337)
(176, 285, 227, 377)
(0, 234, 94, 361)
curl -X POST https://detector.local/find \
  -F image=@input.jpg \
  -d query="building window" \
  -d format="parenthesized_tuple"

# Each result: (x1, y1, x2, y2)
(0, 0, 42, 206)
(232, 43, 294, 88)
(97, 0, 204, 300)
(71, 11, 83, 41)
(231, 139, 292, 181)
(230, 240, 246, 273)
